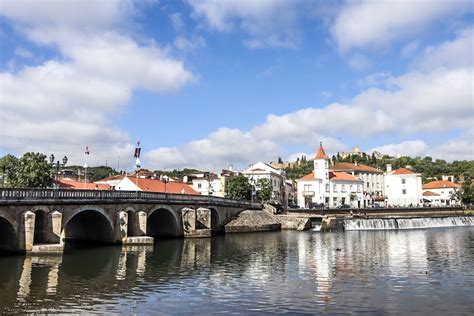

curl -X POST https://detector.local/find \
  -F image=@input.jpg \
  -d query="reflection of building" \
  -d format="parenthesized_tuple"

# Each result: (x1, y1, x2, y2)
(330, 162, 384, 207)
(243, 162, 286, 205)
(422, 180, 461, 206)
(296, 143, 363, 208)
(384, 166, 422, 207)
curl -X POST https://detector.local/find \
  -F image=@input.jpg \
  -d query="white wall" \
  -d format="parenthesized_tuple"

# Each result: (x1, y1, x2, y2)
(385, 174, 422, 207)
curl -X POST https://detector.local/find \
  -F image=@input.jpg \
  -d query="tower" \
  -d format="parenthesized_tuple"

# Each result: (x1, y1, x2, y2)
(314, 142, 329, 181)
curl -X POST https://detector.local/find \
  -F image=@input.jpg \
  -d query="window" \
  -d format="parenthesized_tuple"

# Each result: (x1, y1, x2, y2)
(325, 184, 329, 192)
(333, 184, 337, 192)
(198, 183, 202, 189)
(341, 184, 346, 192)
(401, 179, 406, 184)
(402, 189, 406, 195)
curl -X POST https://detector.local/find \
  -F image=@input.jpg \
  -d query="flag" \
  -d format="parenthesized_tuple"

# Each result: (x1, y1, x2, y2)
(85, 146, 90, 155)
(134, 140, 141, 158)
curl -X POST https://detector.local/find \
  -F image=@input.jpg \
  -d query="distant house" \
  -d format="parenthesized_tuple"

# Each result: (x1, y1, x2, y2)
(330, 162, 384, 207)
(384, 166, 422, 207)
(422, 180, 461, 206)
(115, 176, 198, 195)
(56, 179, 111, 190)
(296, 143, 363, 208)
(242, 162, 286, 205)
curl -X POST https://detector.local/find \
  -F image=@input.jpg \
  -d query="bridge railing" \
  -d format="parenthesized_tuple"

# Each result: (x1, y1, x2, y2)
(0, 188, 261, 208)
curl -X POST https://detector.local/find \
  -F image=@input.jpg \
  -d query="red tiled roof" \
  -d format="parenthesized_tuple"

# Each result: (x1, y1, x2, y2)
(97, 174, 126, 182)
(391, 168, 416, 175)
(329, 171, 361, 182)
(330, 162, 383, 174)
(423, 190, 440, 196)
(56, 179, 111, 190)
(422, 180, 460, 189)
(299, 171, 315, 180)
(315, 142, 329, 159)
(128, 177, 198, 195)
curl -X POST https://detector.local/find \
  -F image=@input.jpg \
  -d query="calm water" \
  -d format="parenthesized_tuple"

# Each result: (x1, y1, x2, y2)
(1, 228, 473, 314)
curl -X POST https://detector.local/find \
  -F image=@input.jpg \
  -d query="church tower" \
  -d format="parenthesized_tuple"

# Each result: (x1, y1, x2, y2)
(314, 142, 329, 181)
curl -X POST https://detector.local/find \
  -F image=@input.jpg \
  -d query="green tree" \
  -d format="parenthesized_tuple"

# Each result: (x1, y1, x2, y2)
(14, 152, 53, 188)
(226, 175, 252, 201)
(0, 154, 19, 187)
(255, 178, 272, 202)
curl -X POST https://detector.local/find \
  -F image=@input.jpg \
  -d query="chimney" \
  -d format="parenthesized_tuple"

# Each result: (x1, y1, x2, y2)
(386, 164, 392, 172)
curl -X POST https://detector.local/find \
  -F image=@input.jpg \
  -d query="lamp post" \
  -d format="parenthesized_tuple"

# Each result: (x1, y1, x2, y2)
(162, 175, 169, 193)
(50, 154, 68, 187)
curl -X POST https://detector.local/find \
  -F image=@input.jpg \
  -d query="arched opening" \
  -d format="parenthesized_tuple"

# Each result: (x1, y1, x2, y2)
(0, 217, 17, 253)
(33, 209, 47, 244)
(127, 210, 137, 237)
(209, 208, 221, 233)
(147, 208, 180, 238)
(64, 210, 114, 244)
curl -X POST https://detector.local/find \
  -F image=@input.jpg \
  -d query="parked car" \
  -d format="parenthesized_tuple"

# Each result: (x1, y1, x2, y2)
(336, 204, 351, 209)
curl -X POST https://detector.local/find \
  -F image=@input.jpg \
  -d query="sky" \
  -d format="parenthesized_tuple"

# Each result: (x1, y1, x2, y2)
(0, 0, 473, 172)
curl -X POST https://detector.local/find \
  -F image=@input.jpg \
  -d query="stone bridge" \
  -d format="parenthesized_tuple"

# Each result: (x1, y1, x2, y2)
(0, 188, 261, 254)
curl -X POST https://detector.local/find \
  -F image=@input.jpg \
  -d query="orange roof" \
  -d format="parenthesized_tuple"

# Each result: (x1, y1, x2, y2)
(423, 190, 440, 196)
(128, 177, 198, 195)
(97, 174, 126, 182)
(391, 168, 416, 175)
(330, 162, 383, 174)
(423, 180, 460, 190)
(299, 171, 315, 180)
(329, 171, 361, 182)
(315, 142, 329, 159)
(56, 179, 111, 190)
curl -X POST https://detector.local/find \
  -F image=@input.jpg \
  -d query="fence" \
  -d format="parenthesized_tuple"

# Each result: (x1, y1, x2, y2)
(0, 188, 261, 208)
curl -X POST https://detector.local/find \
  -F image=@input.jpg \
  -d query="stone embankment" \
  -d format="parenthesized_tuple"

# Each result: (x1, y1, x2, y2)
(225, 210, 281, 233)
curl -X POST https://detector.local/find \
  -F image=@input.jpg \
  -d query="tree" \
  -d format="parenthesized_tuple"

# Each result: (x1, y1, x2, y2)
(0, 154, 19, 187)
(226, 175, 252, 201)
(459, 176, 474, 205)
(255, 178, 272, 202)
(14, 152, 53, 188)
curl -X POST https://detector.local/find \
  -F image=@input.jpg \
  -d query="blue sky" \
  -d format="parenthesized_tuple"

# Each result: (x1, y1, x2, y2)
(0, 0, 473, 171)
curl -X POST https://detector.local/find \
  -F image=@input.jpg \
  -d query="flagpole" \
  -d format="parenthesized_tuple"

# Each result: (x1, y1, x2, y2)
(134, 141, 141, 198)
(84, 146, 89, 190)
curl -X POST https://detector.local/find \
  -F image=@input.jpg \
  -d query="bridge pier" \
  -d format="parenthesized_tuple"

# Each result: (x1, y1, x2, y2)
(182, 207, 212, 238)
(123, 210, 154, 245)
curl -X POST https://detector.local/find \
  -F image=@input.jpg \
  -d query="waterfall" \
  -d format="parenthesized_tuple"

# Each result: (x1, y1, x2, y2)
(344, 216, 473, 231)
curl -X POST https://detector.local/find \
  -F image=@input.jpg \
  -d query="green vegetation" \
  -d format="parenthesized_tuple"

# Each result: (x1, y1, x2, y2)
(226, 175, 252, 201)
(255, 178, 272, 202)
(153, 168, 202, 179)
(0, 152, 53, 188)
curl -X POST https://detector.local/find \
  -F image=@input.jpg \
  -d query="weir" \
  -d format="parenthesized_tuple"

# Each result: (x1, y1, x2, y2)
(344, 216, 473, 231)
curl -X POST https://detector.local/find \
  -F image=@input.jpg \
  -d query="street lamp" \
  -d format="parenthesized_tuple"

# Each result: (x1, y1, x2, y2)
(162, 175, 169, 193)
(50, 154, 68, 185)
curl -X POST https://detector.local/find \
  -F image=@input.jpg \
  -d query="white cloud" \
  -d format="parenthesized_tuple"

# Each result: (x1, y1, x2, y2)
(331, 0, 472, 52)
(187, 0, 300, 48)
(348, 53, 372, 71)
(14, 47, 32, 58)
(370, 140, 429, 158)
(170, 12, 185, 32)
(174, 35, 206, 51)
(0, 0, 194, 167)
(144, 29, 473, 169)
(427, 128, 474, 161)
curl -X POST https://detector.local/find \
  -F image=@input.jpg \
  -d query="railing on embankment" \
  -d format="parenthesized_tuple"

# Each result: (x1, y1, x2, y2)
(286, 206, 466, 217)
(0, 188, 262, 209)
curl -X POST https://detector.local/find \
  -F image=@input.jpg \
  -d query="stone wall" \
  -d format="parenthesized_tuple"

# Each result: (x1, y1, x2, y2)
(225, 210, 281, 233)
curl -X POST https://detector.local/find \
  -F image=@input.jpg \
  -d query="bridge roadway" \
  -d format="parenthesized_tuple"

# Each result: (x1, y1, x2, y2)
(0, 188, 262, 254)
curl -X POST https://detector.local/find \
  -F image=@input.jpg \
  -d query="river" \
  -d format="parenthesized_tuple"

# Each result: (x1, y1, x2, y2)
(1, 227, 473, 314)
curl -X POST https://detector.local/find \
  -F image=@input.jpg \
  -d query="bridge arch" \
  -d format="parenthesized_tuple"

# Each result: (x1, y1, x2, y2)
(0, 215, 17, 253)
(62, 206, 114, 243)
(147, 205, 181, 238)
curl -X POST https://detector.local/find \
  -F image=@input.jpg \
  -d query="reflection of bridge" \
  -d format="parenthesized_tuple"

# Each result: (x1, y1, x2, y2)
(0, 188, 261, 253)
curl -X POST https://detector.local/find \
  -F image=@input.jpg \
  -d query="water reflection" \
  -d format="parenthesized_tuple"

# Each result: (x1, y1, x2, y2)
(0, 228, 473, 314)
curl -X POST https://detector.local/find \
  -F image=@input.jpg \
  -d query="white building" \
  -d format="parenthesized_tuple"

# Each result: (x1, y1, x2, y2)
(330, 162, 384, 207)
(422, 180, 461, 206)
(296, 143, 363, 208)
(242, 162, 286, 205)
(384, 166, 422, 207)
